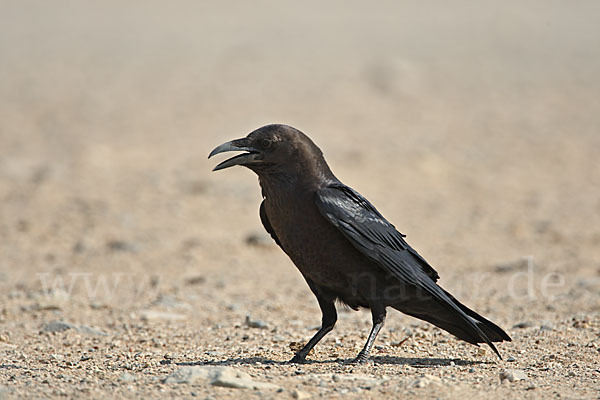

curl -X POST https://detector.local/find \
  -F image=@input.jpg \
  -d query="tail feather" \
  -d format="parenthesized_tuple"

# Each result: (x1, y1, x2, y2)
(393, 290, 511, 359)
(441, 289, 512, 343)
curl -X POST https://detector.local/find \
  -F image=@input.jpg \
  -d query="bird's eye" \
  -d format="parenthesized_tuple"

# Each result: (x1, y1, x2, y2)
(261, 139, 273, 149)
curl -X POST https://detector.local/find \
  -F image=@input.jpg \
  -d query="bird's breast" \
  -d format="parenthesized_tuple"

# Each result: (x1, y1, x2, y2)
(263, 192, 374, 293)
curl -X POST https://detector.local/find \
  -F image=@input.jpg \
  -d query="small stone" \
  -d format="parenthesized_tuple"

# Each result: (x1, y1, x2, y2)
(153, 294, 190, 309)
(164, 366, 279, 390)
(412, 374, 441, 388)
(576, 277, 600, 290)
(245, 315, 268, 329)
(499, 369, 527, 383)
(90, 302, 109, 310)
(140, 310, 186, 321)
(185, 276, 206, 286)
(42, 321, 76, 333)
(507, 356, 516, 362)
(512, 322, 533, 329)
(213, 367, 279, 390)
(164, 366, 211, 384)
(540, 322, 555, 331)
(34, 289, 69, 311)
(494, 259, 528, 273)
(119, 372, 136, 382)
(106, 239, 136, 252)
(78, 325, 108, 336)
(414, 379, 426, 388)
(291, 389, 311, 399)
(72, 241, 85, 253)
(245, 232, 273, 247)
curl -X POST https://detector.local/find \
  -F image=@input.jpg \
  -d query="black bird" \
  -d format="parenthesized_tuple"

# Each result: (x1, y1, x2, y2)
(209, 124, 511, 363)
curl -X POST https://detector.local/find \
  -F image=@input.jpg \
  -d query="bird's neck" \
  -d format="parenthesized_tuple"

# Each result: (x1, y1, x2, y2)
(258, 161, 338, 199)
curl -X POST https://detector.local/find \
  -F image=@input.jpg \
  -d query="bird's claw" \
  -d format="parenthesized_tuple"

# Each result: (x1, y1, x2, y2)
(350, 352, 370, 364)
(289, 354, 307, 364)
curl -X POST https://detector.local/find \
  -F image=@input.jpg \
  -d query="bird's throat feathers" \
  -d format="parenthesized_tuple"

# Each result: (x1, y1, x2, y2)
(257, 156, 337, 198)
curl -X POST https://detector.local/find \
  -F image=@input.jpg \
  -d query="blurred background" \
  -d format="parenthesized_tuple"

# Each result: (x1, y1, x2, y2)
(1, 0, 599, 342)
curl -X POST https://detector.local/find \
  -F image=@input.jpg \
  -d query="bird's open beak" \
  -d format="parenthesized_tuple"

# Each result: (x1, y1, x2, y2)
(208, 138, 262, 171)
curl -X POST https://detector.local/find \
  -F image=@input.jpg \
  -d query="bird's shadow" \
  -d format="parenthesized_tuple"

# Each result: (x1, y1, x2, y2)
(178, 355, 491, 367)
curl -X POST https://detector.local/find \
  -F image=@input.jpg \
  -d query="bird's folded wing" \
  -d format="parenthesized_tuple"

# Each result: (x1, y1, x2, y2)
(314, 184, 440, 283)
(314, 184, 499, 354)
(260, 200, 281, 246)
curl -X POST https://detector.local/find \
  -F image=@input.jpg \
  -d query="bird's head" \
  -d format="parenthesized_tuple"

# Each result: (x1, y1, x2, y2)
(209, 124, 335, 183)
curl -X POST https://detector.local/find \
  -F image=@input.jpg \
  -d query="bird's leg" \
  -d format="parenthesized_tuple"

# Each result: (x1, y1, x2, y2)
(290, 294, 337, 364)
(353, 306, 386, 364)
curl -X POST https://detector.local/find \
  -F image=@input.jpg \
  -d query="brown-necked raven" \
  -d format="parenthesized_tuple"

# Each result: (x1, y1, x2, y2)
(209, 124, 511, 363)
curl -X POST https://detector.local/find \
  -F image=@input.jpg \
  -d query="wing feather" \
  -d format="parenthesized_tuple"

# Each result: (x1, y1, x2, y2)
(315, 184, 439, 282)
(314, 184, 501, 357)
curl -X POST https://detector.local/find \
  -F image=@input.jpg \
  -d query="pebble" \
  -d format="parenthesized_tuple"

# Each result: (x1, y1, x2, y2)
(119, 372, 136, 382)
(164, 366, 280, 390)
(499, 369, 528, 383)
(512, 322, 533, 329)
(153, 294, 190, 309)
(185, 276, 206, 286)
(140, 310, 186, 321)
(576, 277, 600, 290)
(540, 322, 555, 331)
(106, 239, 136, 252)
(245, 232, 273, 247)
(42, 321, 76, 333)
(291, 389, 312, 399)
(78, 325, 108, 336)
(41, 321, 108, 336)
(245, 315, 268, 329)
(411, 374, 442, 388)
(494, 259, 527, 273)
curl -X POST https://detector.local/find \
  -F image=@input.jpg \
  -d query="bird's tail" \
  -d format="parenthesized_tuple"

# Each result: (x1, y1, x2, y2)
(440, 288, 512, 343)
(392, 289, 511, 357)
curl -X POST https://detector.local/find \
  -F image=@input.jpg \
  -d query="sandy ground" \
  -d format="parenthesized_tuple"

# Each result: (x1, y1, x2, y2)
(1, 1, 599, 398)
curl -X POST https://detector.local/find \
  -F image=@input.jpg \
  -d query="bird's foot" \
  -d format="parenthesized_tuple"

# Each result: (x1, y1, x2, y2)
(288, 354, 308, 364)
(350, 352, 370, 364)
